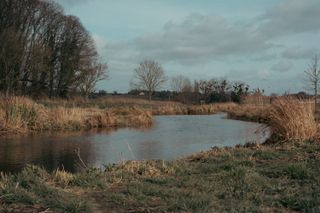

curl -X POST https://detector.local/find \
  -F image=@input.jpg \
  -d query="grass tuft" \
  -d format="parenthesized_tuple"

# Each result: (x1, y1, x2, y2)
(268, 98, 318, 141)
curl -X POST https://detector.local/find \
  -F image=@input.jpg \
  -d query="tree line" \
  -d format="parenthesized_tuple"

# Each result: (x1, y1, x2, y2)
(130, 59, 250, 103)
(0, 0, 107, 98)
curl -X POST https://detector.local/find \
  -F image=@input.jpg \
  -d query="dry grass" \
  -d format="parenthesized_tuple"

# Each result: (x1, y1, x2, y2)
(225, 98, 319, 142)
(268, 98, 318, 141)
(2, 96, 319, 143)
(39, 96, 179, 109)
(153, 102, 238, 115)
(39, 96, 238, 116)
(226, 104, 270, 123)
(0, 97, 153, 135)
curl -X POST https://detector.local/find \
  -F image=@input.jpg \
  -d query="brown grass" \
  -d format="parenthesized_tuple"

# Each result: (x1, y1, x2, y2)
(0, 97, 153, 135)
(152, 102, 238, 115)
(226, 104, 270, 123)
(2, 96, 319, 143)
(268, 98, 318, 141)
(38, 96, 238, 116)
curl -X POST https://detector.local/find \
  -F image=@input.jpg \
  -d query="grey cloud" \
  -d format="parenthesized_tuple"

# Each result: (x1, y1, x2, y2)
(119, 14, 273, 66)
(97, 0, 320, 93)
(271, 61, 293, 72)
(258, 0, 320, 38)
(282, 47, 318, 60)
(101, 1, 320, 68)
(252, 54, 277, 62)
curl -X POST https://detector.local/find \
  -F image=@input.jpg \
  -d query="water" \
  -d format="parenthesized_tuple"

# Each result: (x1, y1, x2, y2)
(0, 114, 269, 173)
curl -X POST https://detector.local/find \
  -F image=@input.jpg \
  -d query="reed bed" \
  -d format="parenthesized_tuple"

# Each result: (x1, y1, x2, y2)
(226, 104, 270, 123)
(225, 98, 320, 142)
(38, 96, 180, 109)
(268, 98, 318, 141)
(0, 97, 152, 135)
(152, 102, 238, 115)
(1, 96, 319, 143)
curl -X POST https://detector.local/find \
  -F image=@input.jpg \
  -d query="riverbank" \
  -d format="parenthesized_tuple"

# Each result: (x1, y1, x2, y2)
(2, 96, 318, 142)
(0, 96, 238, 136)
(0, 140, 319, 212)
(0, 97, 153, 135)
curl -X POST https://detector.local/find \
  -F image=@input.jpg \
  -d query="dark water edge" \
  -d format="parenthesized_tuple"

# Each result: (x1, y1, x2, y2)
(0, 114, 269, 173)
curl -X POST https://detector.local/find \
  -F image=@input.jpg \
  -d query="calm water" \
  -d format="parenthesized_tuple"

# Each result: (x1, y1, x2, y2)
(0, 114, 268, 173)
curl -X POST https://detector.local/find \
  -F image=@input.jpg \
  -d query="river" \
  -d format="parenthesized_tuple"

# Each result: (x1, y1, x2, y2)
(0, 114, 269, 173)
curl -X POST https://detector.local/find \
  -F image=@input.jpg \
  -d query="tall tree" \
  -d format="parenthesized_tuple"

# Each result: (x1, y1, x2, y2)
(131, 60, 167, 100)
(0, 0, 106, 98)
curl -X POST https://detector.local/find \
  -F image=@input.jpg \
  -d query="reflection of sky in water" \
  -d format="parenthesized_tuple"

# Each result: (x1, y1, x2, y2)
(0, 114, 269, 173)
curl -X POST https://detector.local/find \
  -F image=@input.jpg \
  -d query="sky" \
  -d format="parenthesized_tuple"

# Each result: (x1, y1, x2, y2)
(55, 0, 320, 94)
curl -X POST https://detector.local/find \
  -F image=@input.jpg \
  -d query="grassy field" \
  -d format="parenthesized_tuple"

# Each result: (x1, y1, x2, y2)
(0, 141, 319, 212)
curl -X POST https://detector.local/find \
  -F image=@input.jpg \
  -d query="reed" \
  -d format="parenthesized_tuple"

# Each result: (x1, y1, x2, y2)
(0, 97, 153, 135)
(152, 102, 238, 115)
(268, 98, 318, 141)
(226, 104, 270, 123)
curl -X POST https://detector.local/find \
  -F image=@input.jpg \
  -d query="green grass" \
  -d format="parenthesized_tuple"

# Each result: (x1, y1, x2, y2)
(1, 141, 320, 212)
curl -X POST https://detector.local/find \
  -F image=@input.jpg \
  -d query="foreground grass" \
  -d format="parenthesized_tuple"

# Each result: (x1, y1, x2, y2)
(1, 141, 319, 212)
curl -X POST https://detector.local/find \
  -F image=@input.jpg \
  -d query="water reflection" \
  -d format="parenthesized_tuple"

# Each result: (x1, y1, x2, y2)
(0, 114, 269, 173)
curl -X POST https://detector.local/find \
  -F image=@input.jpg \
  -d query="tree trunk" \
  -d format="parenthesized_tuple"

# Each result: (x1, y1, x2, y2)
(148, 90, 152, 101)
(315, 82, 318, 113)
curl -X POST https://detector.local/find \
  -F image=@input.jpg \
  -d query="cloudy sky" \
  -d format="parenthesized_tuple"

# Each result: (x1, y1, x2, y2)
(56, 0, 320, 94)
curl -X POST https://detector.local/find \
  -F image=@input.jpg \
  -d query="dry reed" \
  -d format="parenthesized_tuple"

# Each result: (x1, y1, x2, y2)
(226, 104, 270, 123)
(0, 97, 153, 135)
(268, 98, 318, 141)
(152, 102, 238, 115)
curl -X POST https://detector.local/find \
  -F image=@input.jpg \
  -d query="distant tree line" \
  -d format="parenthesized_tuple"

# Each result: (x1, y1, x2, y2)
(130, 68, 250, 103)
(130, 60, 250, 103)
(0, 0, 107, 98)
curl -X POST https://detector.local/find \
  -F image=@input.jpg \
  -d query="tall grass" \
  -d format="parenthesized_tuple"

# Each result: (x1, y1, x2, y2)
(153, 102, 238, 115)
(0, 97, 153, 135)
(2, 96, 319, 142)
(268, 98, 318, 141)
(226, 104, 270, 123)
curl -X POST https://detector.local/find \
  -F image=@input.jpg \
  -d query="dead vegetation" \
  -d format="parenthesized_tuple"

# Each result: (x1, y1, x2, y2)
(0, 97, 152, 135)
(1, 96, 320, 144)
(268, 98, 318, 141)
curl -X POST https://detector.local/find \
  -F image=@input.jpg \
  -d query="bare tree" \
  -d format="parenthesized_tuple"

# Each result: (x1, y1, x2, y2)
(0, 0, 106, 98)
(305, 55, 320, 112)
(171, 75, 192, 93)
(131, 60, 167, 100)
(79, 61, 108, 100)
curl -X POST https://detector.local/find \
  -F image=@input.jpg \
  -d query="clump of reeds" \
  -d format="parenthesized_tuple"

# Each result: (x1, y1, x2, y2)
(268, 98, 317, 141)
(226, 104, 270, 123)
(0, 97, 47, 133)
(0, 97, 153, 135)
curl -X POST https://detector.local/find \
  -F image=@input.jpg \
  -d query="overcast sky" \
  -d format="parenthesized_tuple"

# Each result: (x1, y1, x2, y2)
(56, 0, 320, 94)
